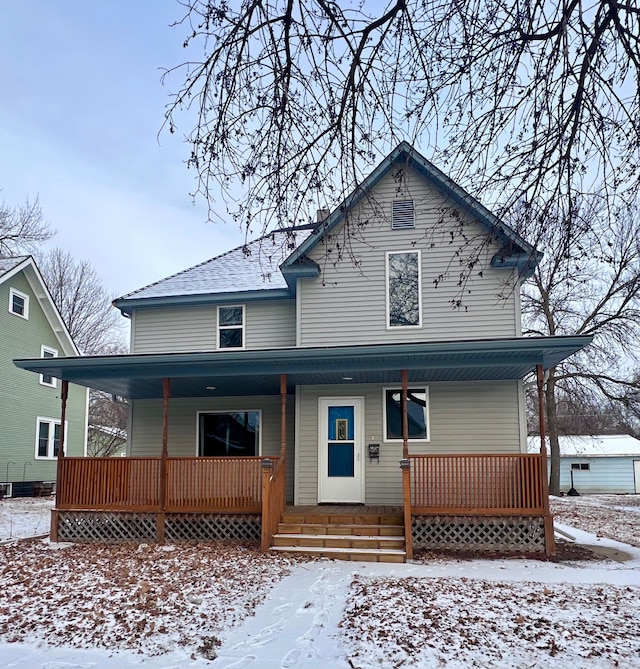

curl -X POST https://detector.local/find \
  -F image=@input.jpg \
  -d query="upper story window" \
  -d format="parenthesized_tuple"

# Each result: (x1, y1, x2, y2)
(9, 287, 29, 319)
(218, 305, 245, 349)
(40, 345, 58, 388)
(392, 200, 415, 229)
(386, 250, 422, 328)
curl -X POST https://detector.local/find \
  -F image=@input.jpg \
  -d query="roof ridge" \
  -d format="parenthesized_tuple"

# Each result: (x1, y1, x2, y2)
(117, 230, 297, 300)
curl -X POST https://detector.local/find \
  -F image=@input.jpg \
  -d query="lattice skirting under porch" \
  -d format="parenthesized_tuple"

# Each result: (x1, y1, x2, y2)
(165, 514, 261, 543)
(412, 516, 546, 553)
(55, 511, 261, 544)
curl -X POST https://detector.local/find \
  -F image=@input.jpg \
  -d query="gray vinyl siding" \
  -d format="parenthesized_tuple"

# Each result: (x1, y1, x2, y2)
(132, 300, 296, 353)
(0, 270, 86, 487)
(299, 168, 520, 347)
(556, 456, 638, 494)
(129, 395, 296, 501)
(296, 380, 523, 505)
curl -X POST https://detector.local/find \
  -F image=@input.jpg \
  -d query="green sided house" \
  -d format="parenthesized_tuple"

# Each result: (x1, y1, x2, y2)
(1, 256, 87, 497)
(15, 144, 591, 559)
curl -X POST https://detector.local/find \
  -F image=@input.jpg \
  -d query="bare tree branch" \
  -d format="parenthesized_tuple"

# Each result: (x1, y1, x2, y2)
(37, 248, 127, 357)
(518, 195, 640, 493)
(0, 197, 53, 256)
(162, 0, 640, 268)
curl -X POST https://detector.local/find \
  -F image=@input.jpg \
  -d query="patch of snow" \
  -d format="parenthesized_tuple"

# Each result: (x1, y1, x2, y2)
(0, 497, 53, 542)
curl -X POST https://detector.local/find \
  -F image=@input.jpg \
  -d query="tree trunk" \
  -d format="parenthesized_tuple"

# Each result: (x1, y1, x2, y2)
(545, 369, 561, 496)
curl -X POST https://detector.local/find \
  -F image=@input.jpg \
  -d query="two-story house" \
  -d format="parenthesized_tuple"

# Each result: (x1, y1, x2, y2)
(1, 256, 87, 497)
(15, 144, 591, 559)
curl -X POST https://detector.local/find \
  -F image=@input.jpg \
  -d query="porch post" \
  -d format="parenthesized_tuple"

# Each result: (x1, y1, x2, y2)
(401, 369, 409, 460)
(280, 373, 287, 458)
(261, 458, 274, 552)
(59, 379, 68, 458)
(536, 364, 547, 457)
(52, 379, 69, 542)
(158, 377, 171, 543)
(400, 459, 413, 560)
(536, 364, 555, 555)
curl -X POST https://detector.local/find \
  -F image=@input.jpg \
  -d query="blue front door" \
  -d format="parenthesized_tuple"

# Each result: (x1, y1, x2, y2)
(318, 397, 364, 503)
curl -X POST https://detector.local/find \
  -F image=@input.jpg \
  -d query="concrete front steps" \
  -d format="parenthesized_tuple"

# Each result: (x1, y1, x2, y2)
(269, 510, 406, 563)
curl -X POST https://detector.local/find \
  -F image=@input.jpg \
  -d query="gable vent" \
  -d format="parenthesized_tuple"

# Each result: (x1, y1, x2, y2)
(392, 200, 415, 229)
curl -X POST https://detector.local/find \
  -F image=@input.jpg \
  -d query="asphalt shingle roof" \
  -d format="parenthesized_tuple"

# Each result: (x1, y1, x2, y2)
(0, 256, 29, 279)
(118, 230, 311, 301)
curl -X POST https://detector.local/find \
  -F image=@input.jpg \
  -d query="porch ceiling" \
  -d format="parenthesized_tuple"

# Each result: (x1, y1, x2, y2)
(14, 335, 592, 399)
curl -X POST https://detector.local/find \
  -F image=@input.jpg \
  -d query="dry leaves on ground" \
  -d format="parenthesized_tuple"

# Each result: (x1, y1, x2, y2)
(551, 495, 640, 547)
(0, 541, 297, 659)
(342, 575, 640, 668)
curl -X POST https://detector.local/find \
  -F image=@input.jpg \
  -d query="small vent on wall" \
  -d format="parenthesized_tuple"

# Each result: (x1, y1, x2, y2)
(392, 200, 415, 229)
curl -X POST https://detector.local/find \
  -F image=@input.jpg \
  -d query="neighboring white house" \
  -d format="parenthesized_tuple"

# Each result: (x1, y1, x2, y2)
(529, 435, 640, 494)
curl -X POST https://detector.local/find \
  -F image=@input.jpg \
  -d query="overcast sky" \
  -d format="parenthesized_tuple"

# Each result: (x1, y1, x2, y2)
(0, 1, 247, 298)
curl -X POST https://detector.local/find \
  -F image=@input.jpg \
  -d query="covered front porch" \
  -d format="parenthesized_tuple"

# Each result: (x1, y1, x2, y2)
(15, 336, 592, 558)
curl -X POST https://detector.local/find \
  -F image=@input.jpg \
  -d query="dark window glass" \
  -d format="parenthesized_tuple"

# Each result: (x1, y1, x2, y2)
(199, 412, 259, 457)
(218, 306, 244, 348)
(38, 422, 49, 457)
(388, 252, 420, 326)
(42, 349, 55, 385)
(53, 424, 61, 457)
(386, 389, 428, 440)
(571, 463, 590, 471)
(12, 293, 25, 315)
(219, 328, 243, 348)
(219, 306, 243, 326)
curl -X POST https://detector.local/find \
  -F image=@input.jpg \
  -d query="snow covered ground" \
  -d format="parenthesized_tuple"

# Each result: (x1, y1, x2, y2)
(1, 495, 639, 668)
(0, 496, 53, 542)
(550, 493, 640, 547)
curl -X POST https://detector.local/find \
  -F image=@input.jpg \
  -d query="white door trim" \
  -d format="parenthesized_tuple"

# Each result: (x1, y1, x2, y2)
(317, 396, 365, 503)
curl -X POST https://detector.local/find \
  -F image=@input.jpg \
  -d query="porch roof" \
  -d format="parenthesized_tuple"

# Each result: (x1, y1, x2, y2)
(15, 335, 591, 399)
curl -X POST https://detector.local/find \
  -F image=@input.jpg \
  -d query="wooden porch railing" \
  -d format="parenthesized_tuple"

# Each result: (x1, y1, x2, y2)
(401, 453, 550, 559)
(56, 456, 270, 512)
(408, 453, 546, 515)
(57, 457, 161, 510)
(260, 457, 287, 551)
(166, 457, 264, 512)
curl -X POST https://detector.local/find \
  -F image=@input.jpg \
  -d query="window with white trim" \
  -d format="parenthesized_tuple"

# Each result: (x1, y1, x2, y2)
(39, 345, 58, 387)
(198, 411, 260, 456)
(386, 251, 422, 328)
(9, 287, 29, 319)
(217, 305, 245, 348)
(35, 417, 66, 459)
(383, 387, 430, 442)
